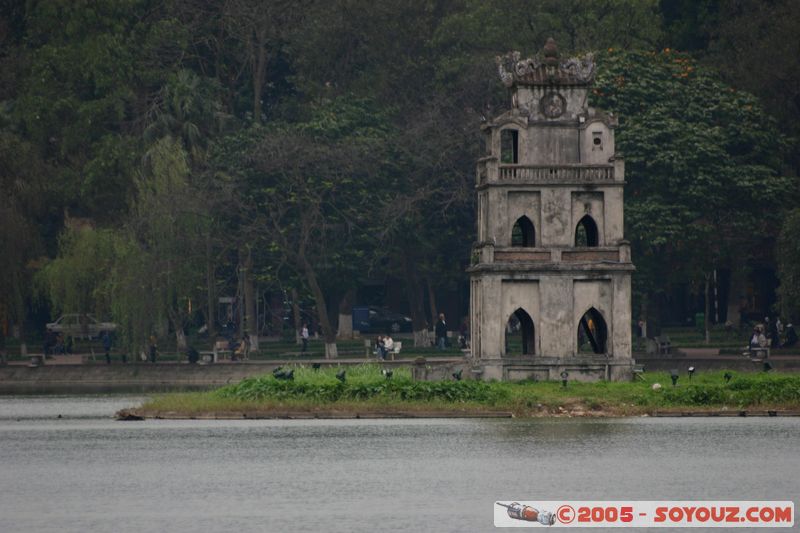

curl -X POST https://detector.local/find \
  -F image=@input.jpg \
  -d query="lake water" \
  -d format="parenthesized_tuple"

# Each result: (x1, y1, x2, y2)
(0, 396, 797, 532)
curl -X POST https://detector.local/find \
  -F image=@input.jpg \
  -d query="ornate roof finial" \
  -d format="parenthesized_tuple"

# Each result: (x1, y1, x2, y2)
(543, 37, 559, 67)
(495, 38, 594, 87)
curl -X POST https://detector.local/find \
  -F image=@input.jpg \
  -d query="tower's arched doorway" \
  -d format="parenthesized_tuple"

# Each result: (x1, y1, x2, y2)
(505, 308, 535, 355)
(575, 215, 599, 247)
(511, 216, 536, 247)
(577, 307, 607, 354)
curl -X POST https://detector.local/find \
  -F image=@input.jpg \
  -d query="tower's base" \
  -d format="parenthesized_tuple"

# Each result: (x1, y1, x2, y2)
(475, 357, 634, 382)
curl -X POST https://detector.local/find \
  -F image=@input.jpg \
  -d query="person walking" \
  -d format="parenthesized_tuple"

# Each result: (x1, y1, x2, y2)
(435, 313, 447, 351)
(301, 324, 309, 353)
(102, 331, 112, 364)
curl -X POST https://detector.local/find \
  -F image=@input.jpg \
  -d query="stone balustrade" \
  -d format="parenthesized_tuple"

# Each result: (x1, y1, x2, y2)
(498, 164, 614, 182)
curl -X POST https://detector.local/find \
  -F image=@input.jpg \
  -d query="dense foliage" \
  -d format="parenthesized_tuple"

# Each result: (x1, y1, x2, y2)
(2, 0, 799, 353)
(217, 365, 508, 404)
(593, 49, 794, 319)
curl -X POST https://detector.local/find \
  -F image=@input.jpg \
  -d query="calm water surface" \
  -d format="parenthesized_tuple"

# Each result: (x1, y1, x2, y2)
(0, 396, 797, 533)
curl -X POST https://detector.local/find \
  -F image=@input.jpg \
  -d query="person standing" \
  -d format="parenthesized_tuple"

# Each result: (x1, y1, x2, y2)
(301, 324, 309, 353)
(102, 331, 112, 364)
(383, 334, 394, 359)
(435, 313, 447, 350)
(149, 335, 158, 363)
(785, 324, 798, 348)
(767, 317, 780, 348)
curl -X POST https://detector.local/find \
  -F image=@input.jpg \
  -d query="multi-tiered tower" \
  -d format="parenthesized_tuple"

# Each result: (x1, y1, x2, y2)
(469, 39, 634, 381)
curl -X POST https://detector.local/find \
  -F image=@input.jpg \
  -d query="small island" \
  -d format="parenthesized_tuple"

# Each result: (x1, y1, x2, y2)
(118, 365, 800, 420)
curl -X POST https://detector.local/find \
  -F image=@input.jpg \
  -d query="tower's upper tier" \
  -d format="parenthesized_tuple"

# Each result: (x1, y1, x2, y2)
(496, 38, 597, 122)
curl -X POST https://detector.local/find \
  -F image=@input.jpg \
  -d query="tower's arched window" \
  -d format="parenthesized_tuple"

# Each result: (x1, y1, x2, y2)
(500, 129, 519, 164)
(577, 307, 607, 354)
(575, 215, 599, 247)
(511, 216, 535, 247)
(505, 308, 535, 355)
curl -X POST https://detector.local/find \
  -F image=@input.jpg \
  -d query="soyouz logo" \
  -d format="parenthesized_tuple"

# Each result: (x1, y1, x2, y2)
(493, 501, 794, 528)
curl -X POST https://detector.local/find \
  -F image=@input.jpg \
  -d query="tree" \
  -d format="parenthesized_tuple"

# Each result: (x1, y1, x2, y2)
(214, 98, 392, 357)
(777, 209, 800, 323)
(36, 227, 117, 320)
(591, 49, 796, 333)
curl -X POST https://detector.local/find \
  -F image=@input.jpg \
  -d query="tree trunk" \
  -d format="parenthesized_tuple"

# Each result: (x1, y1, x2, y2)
(337, 288, 355, 339)
(167, 308, 188, 351)
(704, 273, 711, 344)
(291, 287, 301, 345)
(206, 235, 216, 339)
(324, 343, 338, 358)
(404, 256, 428, 347)
(301, 257, 337, 358)
(243, 247, 258, 351)
(426, 277, 438, 329)
(175, 328, 187, 351)
(639, 293, 648, 339)
(726, 267, 746, 329)
(252, 28, 268, 124)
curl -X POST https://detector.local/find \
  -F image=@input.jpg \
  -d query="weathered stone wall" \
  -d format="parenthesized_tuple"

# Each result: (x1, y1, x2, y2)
(471, 272, 632, 359)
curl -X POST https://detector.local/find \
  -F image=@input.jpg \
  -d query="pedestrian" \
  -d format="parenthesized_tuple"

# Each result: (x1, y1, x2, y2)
(749, 327, 760, 349)
(149, 335, 158, 363)
(102, 331, 112, 364)
(785, 324, 798, 348)
(767, 317, 780, 348)
(383, 334, 394, 359)
(374, 335, 385, 359)
(459, 318, 469, 349)
(186, 345, 199, 364)
(435, 313, 447, 350)
(301, 323, 309, 352)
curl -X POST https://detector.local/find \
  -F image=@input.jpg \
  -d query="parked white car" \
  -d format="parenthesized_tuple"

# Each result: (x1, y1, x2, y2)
(46, 314, 117, 339)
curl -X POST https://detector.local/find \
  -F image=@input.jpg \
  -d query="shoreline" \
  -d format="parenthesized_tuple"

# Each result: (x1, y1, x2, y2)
(113, 367, 800, 421)
(117, 403, 800, 421)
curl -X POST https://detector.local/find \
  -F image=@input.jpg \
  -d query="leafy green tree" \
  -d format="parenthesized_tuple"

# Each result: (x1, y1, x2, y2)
(592, 49, 796, 334)
(123, 136, 209, 351)
(213, 98, 392, 357)
(36, 227, 117, 320)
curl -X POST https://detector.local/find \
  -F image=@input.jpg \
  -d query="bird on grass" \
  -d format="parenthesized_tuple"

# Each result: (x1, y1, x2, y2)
(336, 370, 346, 383)
(452, 369, 463, 381)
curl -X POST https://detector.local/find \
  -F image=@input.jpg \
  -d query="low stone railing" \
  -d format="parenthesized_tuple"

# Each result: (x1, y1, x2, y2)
(482, 245, 630, 265)
(497, 164, 614, 182)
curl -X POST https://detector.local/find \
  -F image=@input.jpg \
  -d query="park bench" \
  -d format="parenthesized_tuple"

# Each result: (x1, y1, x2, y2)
(367, 340, 402, 360)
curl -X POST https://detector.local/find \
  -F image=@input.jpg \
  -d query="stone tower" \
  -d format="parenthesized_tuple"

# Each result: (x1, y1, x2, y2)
(468, 39, 634, 381)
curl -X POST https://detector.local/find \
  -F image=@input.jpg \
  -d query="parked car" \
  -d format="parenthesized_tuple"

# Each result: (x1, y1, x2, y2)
(354, 307, 413, 334)
(46, 314, 117, 339)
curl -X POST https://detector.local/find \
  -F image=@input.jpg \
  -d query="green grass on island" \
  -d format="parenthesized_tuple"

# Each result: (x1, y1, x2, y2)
(127, 365, 800, 419)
